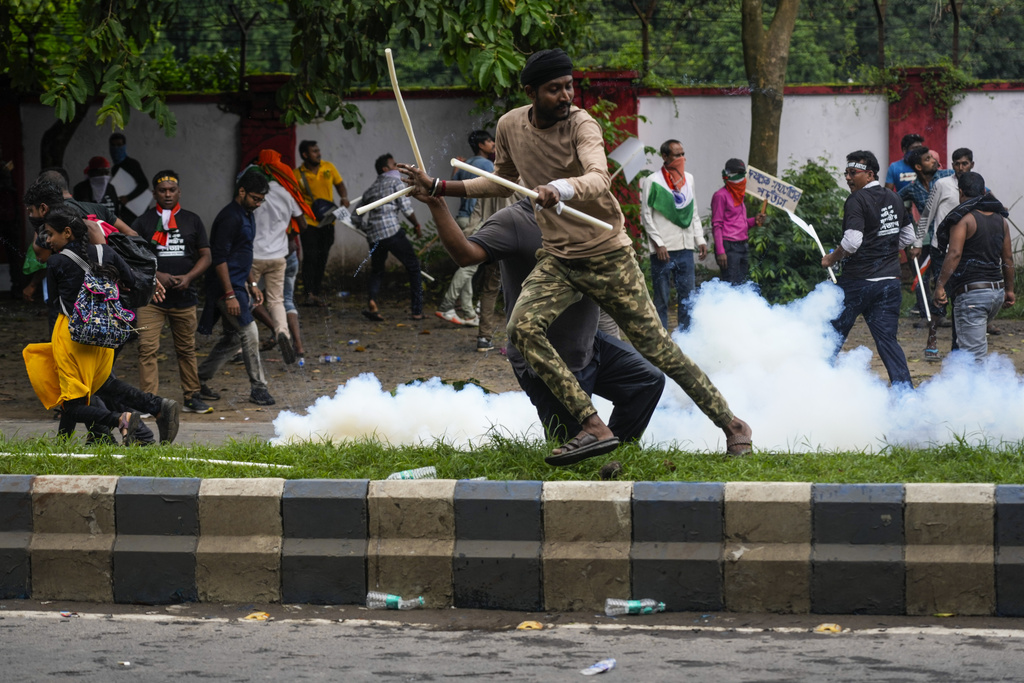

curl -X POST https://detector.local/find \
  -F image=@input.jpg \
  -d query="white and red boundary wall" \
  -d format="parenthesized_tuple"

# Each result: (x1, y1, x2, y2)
(4, 69, 1022, 276)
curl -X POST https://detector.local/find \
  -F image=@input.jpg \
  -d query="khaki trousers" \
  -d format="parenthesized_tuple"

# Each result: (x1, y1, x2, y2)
(136, 304, 201, 399)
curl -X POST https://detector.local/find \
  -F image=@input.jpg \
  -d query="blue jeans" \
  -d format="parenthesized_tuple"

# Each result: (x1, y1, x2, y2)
(650, 249, 696, 330)
(283, 251, 299, 315)
(831, 278, 912, 387)
(953, 286, 1004, 361)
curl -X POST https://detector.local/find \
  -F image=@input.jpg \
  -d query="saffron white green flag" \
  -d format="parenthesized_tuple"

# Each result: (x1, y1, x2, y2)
(647, 171, 694, 229)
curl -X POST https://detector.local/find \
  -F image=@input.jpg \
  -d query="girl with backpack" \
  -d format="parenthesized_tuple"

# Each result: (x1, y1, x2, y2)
(22, 207, 145, 442)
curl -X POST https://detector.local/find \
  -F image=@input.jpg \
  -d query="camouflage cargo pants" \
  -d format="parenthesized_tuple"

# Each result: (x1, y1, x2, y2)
(507, 245, 734, 428)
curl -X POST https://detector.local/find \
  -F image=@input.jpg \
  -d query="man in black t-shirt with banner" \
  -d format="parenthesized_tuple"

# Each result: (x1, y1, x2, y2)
(822, 150, 917, 388)
(132, 170, 213, 413)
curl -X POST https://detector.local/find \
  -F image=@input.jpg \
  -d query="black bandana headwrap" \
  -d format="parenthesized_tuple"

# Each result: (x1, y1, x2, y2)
(520, 49, 573, 89)
(934, 192, 1008, 255)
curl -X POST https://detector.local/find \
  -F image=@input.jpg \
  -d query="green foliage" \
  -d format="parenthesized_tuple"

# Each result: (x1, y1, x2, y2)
(748, 158, 847, 303)
(919, 59, 975, 119)
(148, 47, 242, 92)
(3, 0, 179, 135)
(278, 0, 593, 129)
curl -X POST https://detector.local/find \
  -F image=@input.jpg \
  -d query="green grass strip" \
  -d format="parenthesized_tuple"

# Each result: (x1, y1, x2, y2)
(2, 435, 1024, 483)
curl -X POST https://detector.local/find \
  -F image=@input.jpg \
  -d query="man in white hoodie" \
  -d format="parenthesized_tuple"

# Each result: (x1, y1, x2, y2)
(640, 139, 707, 331)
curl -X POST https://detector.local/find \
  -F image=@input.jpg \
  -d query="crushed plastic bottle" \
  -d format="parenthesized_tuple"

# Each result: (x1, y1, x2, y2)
(296, 357, 305, 367)
(318, 354, 342, 363)
(386, 466, 437, 480)
(580, 658, 616, 676)
(604, 598, 665, 616)
(366, 591, 424, 610)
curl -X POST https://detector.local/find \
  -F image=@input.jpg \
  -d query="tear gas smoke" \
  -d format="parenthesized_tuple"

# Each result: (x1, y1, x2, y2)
(273, 281, 1024, 452)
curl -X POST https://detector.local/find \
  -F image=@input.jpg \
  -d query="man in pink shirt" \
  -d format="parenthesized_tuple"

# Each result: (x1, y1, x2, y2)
(711, 158, 764, 284)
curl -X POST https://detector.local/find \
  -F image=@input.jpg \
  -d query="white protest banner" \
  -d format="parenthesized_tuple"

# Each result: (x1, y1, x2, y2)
(607, 137, 647, 184)
(746, 166, 803, 213)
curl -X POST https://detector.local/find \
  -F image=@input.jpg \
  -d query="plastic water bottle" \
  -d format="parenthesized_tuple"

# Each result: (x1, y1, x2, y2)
(386, 466, 437, 480)
(604, 598, 665, 616)
(319, 354, 342, 363)
(366, 591, 424, 610)
(296, 357, 305, 367)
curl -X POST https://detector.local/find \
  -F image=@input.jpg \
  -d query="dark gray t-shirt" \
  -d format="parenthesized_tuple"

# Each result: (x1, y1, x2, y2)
(468, 198, 598, 376)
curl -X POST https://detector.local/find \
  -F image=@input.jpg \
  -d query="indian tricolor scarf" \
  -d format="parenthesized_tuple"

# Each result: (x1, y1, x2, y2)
(152, 203, 180, 248)
(647, 166, 695, 229)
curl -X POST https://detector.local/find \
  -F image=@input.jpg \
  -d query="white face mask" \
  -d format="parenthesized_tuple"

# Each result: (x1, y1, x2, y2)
(89, 175, 111, 201)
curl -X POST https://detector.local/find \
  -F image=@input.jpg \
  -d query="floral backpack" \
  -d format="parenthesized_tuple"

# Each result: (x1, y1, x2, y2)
(58, 245, 136, 348)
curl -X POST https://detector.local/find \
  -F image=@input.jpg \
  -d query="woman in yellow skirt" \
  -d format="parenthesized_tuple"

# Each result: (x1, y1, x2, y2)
(23, 207, 143, 440)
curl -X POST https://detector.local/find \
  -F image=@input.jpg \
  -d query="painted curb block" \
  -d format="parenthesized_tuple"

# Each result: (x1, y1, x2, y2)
(453, 480, 543, 611)
(196, 478, 284, 603)
(632, 482, 724, 612)
(368, 480, 455, 609)
(281, 479, 368, 605)
(0, 474, 34, 599)
(113, 477, 200, 604)
(2, 476, 1023, 615)
(811, 484, 904, 615)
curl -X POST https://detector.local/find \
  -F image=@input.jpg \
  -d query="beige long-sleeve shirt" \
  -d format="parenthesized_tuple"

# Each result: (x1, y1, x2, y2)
(462, 105, 632, 259)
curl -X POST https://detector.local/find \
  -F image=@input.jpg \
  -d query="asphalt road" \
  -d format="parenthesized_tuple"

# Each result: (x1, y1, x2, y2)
(3, 603, 1024, 681)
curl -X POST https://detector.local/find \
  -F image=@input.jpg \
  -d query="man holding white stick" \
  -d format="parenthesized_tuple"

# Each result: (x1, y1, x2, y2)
(400, 48, 752, 463)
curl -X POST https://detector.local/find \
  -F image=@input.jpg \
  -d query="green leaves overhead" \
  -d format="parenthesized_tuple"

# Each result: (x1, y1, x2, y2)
(279, 0, 591, 127)
(4, 0, 179, 135)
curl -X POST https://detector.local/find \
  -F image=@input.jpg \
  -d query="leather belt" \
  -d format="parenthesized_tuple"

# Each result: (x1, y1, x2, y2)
(958, 281, 1003, 296)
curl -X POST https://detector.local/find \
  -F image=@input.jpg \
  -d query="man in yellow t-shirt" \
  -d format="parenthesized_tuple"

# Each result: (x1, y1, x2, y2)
(294, 140, 349, 306)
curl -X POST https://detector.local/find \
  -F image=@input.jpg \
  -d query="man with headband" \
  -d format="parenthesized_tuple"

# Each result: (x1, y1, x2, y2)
(822, 151, 916, 388)
(711, 158, 764, 285)
(400, 48, 753, 464)
(640, 139, 707, 330)
(131, 170, 213, 413)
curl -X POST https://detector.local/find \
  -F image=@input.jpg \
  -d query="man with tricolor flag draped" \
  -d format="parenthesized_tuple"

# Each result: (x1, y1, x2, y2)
(131, 170, 213, 413)
(640, 139, 707, 331)
(711, 158, 764, 285)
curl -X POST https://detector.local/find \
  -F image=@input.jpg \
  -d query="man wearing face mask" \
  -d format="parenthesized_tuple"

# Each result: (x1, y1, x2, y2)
(711, 158, 765, 285)
(640, 139, 707, 331)
(72, 157, 119, 217)
(109, 132, 149, 224)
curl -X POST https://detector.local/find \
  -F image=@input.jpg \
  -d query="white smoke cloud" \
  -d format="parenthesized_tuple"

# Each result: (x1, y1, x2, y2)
(273, 281, 1024, 452)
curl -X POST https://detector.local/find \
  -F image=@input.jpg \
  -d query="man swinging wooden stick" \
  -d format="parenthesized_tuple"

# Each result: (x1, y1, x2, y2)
(400, 48, 753, 464)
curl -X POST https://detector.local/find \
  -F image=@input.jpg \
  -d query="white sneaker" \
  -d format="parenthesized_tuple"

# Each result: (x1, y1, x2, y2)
(437, 309, 473, 326)
(461, 315, 480, 327)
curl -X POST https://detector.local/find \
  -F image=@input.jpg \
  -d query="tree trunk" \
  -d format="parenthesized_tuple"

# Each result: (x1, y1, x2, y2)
(950, 0, 961, 68)
(741, 0, 800, 177)
(873, 0, 887, 69)
(39, 104, 90, 169)
(630, 0, 658, 81)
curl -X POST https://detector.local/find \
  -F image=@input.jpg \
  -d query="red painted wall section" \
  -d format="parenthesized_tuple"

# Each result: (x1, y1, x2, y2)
(573, 70, 640, 136)
(887, 68, 949, 166)
(239, 75, 296, 169)
(572, 70, 644, 241)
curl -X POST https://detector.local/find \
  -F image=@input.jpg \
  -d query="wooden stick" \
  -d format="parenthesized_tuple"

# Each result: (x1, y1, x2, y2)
(355, 186, 414, 216)
(386, 48, 425, 170)
(417, 235, 439, 255)
(450, 159, 614, 231)
(759, 198, 768, 215)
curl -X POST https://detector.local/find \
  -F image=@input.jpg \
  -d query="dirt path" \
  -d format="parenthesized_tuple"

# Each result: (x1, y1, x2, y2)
(2, 294, 1021, 425)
